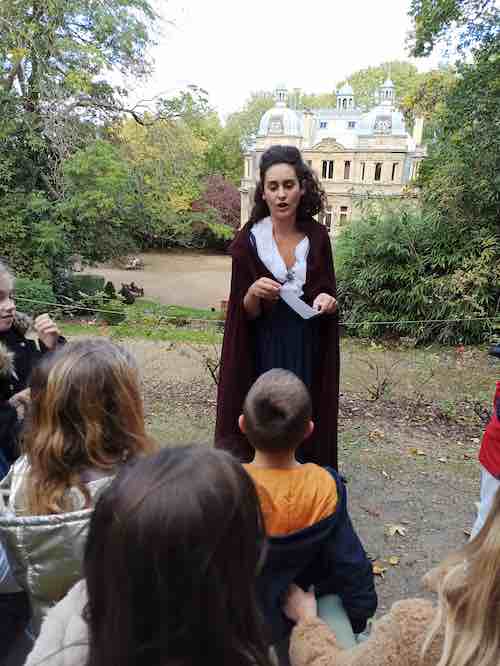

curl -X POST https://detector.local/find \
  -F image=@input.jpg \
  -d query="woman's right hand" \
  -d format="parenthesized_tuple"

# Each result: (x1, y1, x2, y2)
(283, 584, 318, 624)
(247, 278, 281, 302)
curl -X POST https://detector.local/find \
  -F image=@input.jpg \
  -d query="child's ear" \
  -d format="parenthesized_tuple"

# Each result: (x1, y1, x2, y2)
(304, 420, 314, 440)
(238, 414, 246, 434)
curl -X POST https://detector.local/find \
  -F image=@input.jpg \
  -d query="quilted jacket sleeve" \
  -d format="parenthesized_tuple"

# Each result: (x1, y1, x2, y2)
(25, 580, 89, 666)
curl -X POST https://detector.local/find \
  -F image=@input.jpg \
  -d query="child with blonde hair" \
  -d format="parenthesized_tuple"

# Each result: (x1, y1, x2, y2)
(285, 486, 500, 666)
(0, 338, 156, 659)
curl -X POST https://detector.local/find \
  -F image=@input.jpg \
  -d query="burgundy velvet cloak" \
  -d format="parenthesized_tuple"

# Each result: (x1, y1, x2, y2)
(215, 219, 340, 470)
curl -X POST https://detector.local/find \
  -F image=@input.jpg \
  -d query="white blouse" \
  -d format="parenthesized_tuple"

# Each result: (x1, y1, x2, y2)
(251, 217, 309, 297)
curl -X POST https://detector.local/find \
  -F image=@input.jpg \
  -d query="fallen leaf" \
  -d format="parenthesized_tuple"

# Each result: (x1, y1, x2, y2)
(386, 524, 407, 537)
(471, 437, 479, 444)
(463, 453, 473, 460)
(389, 556, 400, 566)
(463, 528, 471, 537)
(369, 429, 385, 440)
(372, 561, 387, 577)
(438, 457, 447, 463)
(382, 470, 390, 479)
(410, 448, 427, 456)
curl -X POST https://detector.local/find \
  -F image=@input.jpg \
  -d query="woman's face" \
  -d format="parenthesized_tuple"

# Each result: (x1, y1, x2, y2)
(263, 163, 304, 224)
(0, 275, 15, 332)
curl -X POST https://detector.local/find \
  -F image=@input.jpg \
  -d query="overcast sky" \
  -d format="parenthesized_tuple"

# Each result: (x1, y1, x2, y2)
(133, 0, 445, 118)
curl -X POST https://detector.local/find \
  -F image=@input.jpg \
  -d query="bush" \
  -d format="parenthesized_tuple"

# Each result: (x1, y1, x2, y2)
(66, 274, 105, 300)
(336, 204, 500, 344)
(14, 278, 57, 317)
(98, 299, 127, 325)
(55, 273, 107, 316)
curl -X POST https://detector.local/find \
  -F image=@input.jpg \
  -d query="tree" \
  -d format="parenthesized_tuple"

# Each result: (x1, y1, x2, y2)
(408, 0, 500, 232)
(288, 90, 337, 110)
(192, 175, 241, 230)
(399, 67, 457, 137)
(0, 0, 158, 119)
(417, 40, 500, 231)
(336, 203, 498, 344)
(408, 0, 499, 56)
(336, 61, 420, 110)
(0, 0, 162, 278)
(225, 91, 275, 150)
(56, 140, 137, 262)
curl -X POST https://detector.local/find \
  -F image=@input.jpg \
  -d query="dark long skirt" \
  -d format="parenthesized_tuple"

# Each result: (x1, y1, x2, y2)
(253, 299, 318, 392)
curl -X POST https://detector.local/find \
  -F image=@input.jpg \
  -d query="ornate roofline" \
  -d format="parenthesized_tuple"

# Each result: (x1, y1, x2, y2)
(310, 139, 346, 152)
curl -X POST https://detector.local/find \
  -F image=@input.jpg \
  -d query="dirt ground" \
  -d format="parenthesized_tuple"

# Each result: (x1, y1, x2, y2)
(6, 338, 495, 664)
(84, 251, 232, 309)
(121, 338, 497, 617)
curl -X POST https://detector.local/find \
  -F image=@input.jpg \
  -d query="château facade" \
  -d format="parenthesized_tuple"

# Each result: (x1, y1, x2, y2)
(240, 80, 426, 232)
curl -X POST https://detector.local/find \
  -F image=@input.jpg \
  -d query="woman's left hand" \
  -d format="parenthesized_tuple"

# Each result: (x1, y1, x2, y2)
(34, 314, 60, 350)
(313, 293, 337, 315)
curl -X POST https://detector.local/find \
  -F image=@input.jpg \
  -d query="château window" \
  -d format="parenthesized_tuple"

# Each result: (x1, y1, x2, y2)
(324, 207, 332, 231)
(339, 206, 348, 224)
(391, 162, 398, 181)
(348, 121, 356, 129)
(306, 159, 312, 167)
(344, 161, 351, 180)
(319, 121, 328, 129)
(322, 160, 334, 179)
(361, 162, 366, 181)
(374, 162, 382, 181)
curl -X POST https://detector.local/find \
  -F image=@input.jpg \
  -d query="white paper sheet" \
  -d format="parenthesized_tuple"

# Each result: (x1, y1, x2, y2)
(280, 289, 321, 320)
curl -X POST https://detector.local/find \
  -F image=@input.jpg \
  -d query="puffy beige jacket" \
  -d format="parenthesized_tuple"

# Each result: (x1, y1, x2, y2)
(0, 457, 114, 633)
(290, 599, 445, 666)
(25, 580, 89, 666)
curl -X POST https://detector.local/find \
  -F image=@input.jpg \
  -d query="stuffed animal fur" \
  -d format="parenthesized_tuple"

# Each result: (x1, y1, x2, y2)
(0, 312, 33, 377)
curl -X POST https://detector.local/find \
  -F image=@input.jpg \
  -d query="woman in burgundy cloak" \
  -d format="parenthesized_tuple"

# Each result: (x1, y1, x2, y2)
(215, 145, 340, 469)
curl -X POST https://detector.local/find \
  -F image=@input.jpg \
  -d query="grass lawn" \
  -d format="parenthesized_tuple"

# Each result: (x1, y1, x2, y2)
(60, 298, 224, 344)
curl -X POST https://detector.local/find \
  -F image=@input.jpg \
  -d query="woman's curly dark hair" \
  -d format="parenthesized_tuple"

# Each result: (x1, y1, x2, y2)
(248, 145, 326, 230)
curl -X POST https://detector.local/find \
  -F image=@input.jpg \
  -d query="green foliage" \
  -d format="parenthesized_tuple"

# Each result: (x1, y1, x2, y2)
(14, 278, 56, 316)
(98, 299, 127, 326)
(66, 274, 106, 299)
(399, 67, 457, 136)
(225, 91, 275, 149)
(408, 0, 499, 56)
(336, 204, 499, 344)
(295, 92, 338, 109)
(0, 0, 158, 112)
(0, 189, 69, 279)
(57, 140, 138, 261)
(202, 221, 235, 249)
(126, 299, 222, 321)
(0, 0, 159, 280)
(417, 39, 500, 230)
(336, 61, 420, 110)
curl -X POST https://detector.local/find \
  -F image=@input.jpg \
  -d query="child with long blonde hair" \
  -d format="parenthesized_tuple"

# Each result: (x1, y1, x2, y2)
(0, 338, 157, 641)
(284, 487, 500, 666)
